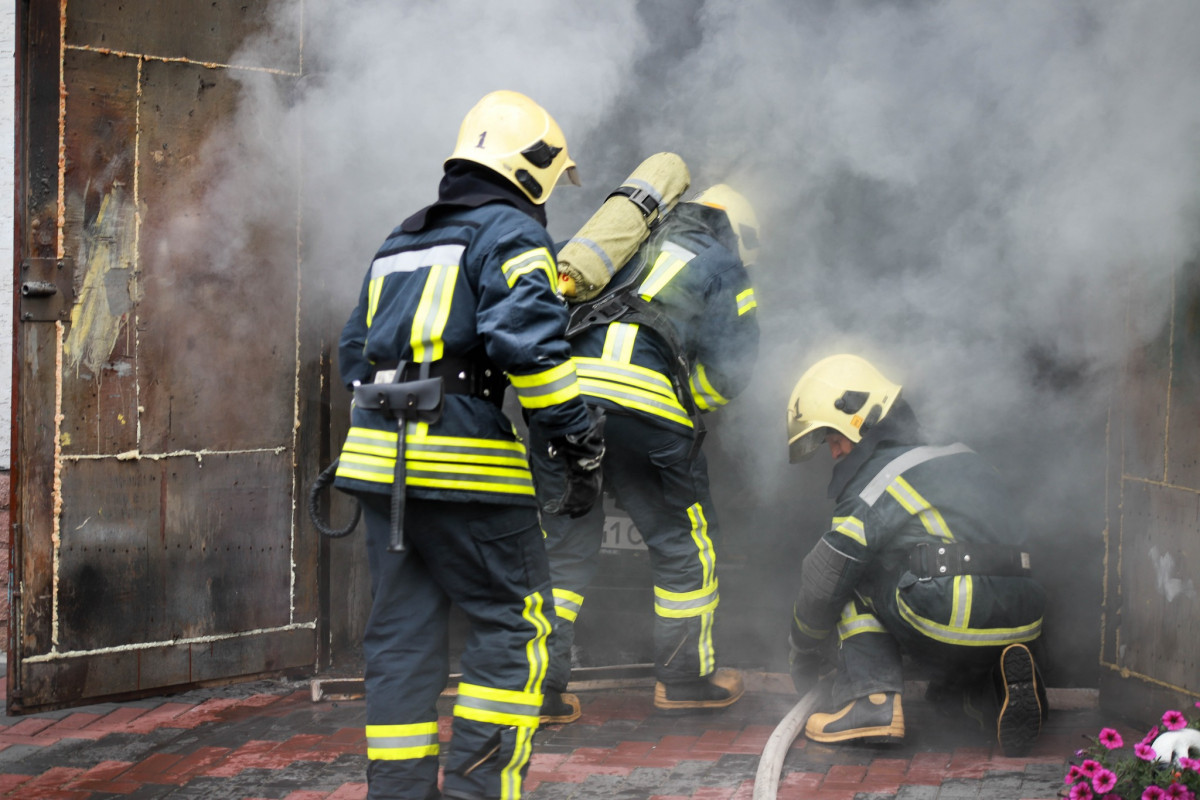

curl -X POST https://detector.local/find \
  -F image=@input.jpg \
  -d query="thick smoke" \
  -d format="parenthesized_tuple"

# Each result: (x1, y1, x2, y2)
(208, 0, 1200, 684)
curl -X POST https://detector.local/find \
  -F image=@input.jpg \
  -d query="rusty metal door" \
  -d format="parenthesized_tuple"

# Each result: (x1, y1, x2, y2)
(10, 0, 326, 713)
(1100, 262, 1200, 720)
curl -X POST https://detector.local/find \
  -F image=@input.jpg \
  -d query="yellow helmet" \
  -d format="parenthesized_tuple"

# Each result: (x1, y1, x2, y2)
(692, 184, 760, 267)
(786, 354, 902, 463)
(447, 90, 581, 205)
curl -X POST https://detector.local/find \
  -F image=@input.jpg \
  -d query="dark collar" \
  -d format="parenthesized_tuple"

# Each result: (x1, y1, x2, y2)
(401, 161, 547, 232)
(827, 398, 922, 500)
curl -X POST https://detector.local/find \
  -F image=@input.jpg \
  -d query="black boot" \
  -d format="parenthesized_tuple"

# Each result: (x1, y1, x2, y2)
(654, 668, 744, 711)
(994, 643, 1046, 756)
(539, 689, 581, 724)
(805, 692, 905, 744)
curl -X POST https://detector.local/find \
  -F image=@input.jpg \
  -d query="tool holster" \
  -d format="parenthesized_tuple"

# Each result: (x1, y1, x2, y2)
(353, 362, 444, 552)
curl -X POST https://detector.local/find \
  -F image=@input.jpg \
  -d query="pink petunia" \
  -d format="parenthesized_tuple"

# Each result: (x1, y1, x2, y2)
(1163, 710, 1188, 731)
(1100, 728, 1125, 749)
(1081, 759, 1103, 776)
(1143, 787, 1166, 800)
(1092, 768, 1118, 793)
(1178, 756, 1200, 771)
(1165, 783, 1191, 799)
(1136, 742, 1159, 761)
(1069, 783, 1094, 800)
(1065, 765, 1084, 783)
(1143, 727, 1162, 746)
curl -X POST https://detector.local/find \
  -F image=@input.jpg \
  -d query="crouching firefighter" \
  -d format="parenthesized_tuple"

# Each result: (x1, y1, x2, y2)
(331, 90, 605, 800)
(784, 354, 1048, 756)
(531, 183, 762, 723)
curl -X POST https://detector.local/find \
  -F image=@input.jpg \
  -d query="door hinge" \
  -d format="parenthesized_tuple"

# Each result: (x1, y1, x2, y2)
(19, 257, 74, 322)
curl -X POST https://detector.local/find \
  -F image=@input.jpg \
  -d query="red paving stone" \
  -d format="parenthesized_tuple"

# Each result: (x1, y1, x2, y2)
(0, 677, 1105, 799)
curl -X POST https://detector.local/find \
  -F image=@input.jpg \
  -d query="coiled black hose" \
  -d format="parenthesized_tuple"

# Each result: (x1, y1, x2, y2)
(307, 460, 361, 537)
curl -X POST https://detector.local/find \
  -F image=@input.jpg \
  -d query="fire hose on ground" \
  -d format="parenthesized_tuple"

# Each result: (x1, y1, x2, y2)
(753, 679, 831, 800)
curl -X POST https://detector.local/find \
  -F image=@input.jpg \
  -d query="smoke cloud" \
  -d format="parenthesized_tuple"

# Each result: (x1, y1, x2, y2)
(203, 0, 1200, 683)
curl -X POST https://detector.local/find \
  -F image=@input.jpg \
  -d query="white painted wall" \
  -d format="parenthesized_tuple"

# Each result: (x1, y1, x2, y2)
(1, 5, 13, 466)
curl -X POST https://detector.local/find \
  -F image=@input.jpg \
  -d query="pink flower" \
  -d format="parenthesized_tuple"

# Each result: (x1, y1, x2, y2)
(1143, 727, 1162, 746)
(1143, 787, 1166, 800)
(1165, 783, 1191, 799)
(1136, 742, 1159, 761)
(1081, 759, 1103, 776)
(1179, 756, 1200, 771)
(1092, 768, 1118, 793)
(1163, 710, 1188, 731)
(1065, 765, 1084, 783)
(1069, 783, 1094, 800)
(1100, 728, 1125, 749)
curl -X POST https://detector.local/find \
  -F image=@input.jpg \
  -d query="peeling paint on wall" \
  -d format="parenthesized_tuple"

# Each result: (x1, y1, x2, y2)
(1150, 545, 1197, 604)
(63, 183, 139, 376)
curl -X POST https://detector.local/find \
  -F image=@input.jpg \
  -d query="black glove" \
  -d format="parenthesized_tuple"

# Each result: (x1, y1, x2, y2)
(789, 634, 828, 696)
(542, 407, 606, 518)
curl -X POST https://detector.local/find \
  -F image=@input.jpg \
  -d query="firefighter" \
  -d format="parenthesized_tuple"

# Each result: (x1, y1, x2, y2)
(530, 184, 762, 723)
(784, 354, 1048, 756)
(334, 90, 605, 800)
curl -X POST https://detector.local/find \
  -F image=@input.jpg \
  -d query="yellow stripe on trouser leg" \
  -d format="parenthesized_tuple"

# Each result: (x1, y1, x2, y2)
(365, 721, 440, 761)
(551, 587, 584, 623)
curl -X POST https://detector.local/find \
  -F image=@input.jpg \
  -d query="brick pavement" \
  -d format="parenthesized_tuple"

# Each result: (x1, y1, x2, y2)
(0, 671, 1106, 799)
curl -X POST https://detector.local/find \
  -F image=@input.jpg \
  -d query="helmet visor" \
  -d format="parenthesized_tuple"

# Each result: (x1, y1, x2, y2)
(558, 163, 581, 187)
(787, 426, 827, 463)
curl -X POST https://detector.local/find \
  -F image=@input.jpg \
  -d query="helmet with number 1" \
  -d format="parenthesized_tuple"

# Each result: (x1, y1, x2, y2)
(786, 354, 902, 463)
(692, 184, 760, 267)
(447, 90, 581, 205)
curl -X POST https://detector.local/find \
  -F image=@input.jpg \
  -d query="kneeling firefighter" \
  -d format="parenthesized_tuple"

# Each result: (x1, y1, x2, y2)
(530, 179, 763, 723)
(332, 90, 605, 800)
(785, 354, 1048, 755)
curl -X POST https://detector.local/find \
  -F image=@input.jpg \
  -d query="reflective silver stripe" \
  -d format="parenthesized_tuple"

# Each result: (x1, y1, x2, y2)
(407, 464, 533, 487)
(512, 370, 577, 404)
(577, 380, 693, 427)
(576, 360, 676, 398)
(837, 614, 887, 640)
(408, 441, 528, 466)
(832, 516, 866, 547)
(455, 693, 540, 720)
(371, 244, 464, 279)
(897, 593, 1043, 645)
(639, 243, 695, 299)
(655, 585, 719, 614)
(858, 443, 973, 506)
(565, 236, 617, 278)
(367, 731, 440, 750)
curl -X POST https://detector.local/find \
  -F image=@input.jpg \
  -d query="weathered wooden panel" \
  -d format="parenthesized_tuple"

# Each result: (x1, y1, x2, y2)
(56, 453, 294, 652)
(136, 57, 299, 453)
(1166, 264, 1200, 487)
(15, 628, 313, 712)
(60, 48, 139, 455)
(66, 0, 301, 73)
(1120, 273, 1173, 483)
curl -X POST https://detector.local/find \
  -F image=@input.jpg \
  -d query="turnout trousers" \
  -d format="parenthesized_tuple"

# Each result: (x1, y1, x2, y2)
(357, 493, 553, 800)
(530, 411, 721, 692)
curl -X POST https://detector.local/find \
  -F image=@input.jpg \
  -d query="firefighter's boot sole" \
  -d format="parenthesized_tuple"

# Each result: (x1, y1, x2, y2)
(654, 668, 745, 711)
(996, 643, 1044, 757)
(805, 692, 905, 744)
(539, 690, 582, 725)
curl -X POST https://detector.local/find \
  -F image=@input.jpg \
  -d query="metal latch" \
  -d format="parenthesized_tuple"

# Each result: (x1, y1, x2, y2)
(19, 257, 74, 322)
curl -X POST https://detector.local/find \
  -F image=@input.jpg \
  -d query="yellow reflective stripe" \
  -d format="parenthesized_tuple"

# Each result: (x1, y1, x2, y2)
(575, 357, 677, 399)
(688, 503, 717, 586)
(836, 603, 887, 641)
(365, 721, 440, 761)
(950, 575, 972, 629)
(522, 591, 552, 694)
(638, 243, 695, 300)
(454, 682, 541, 728)
(793, 608, 830, 640)
(654, 579, 719, 618)
(501, 247, 555, 289)
(407, 462, 535, 494)
(689, 363, 727, 411)
(577, 379, 694, 428)
(736, 287, 757, 316)
(500, 726, 535, 799)
(830, 516, 867, 547)
(896, 591, 1042, 646)
(410, 263, 458, 362)
(335, 453, 394, 483)
(408, 437, 530, 467)
(509, 361, 581, 409)
(886, 477, 955, 540)
(366, 274, 385, 328)
(552, 587, 584, 622)
(601, 322, 639, 362)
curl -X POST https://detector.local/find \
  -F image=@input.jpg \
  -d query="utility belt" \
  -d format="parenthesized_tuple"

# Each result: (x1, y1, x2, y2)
(367, 356, 508, 406)
(909, 541, 1032, 581)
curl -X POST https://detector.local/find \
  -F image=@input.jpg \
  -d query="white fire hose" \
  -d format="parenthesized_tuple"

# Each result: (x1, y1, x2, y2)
(753, 681, 831, 800)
